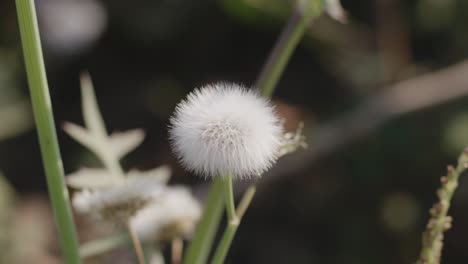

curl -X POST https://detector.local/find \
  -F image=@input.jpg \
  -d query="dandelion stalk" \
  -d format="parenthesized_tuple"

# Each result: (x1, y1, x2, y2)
(211, 176, 240, 264)
(183, 178, 225, 264)
(256, 0, 324, 98)
(417, 148, 468, 264)
(15, 0, 81, 263)
(211, 218, 238, 264)
(211, 176, 256, 264)
(223, 176, 237, 222)
(235, 186, 257, 219)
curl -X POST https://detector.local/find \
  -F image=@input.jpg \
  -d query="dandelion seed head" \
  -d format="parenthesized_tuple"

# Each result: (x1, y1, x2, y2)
(169, 83, 282, 179)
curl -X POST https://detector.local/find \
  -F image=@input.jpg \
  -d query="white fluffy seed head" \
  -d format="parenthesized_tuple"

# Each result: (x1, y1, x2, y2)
(169, 83, 282, 179)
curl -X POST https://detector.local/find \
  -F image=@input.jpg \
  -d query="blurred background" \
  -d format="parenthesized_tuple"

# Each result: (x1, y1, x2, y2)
(1, 0, 468, 263)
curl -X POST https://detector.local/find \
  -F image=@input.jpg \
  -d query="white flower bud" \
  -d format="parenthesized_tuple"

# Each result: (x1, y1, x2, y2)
(169, 83, 282, 179)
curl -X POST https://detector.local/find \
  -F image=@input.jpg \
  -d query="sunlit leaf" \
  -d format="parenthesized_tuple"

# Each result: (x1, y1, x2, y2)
(80, 72, 107, 138)
(127, 165, 171, 184)
(62, 122, 100, 154)
(66, 168, 123, 189)
(108, 129, 146, 159)
(66, 166, 170, 190)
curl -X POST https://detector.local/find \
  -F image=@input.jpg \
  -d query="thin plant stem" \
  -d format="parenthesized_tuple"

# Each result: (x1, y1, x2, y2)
(211, 181, 257, 264)
(183, 177, 225, 264)
(211, 176, 239, 264)
(171, 237, 184, 264)
(80, 232, 130, 258)
(210, 222, 238, 264)
(15, 0, 81, 263)
(127, 222, 146, 264)
(223, 176, 238, 222)
(236, 186, 256, 219)
(256, 0, 323, 97)
(417, 148, 468, 264)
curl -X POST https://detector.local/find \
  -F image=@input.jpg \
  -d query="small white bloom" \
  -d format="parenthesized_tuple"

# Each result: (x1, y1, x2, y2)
(72, 176, 164, 223)
(169, 83, 282, 179)
(130, 186, 201, 241)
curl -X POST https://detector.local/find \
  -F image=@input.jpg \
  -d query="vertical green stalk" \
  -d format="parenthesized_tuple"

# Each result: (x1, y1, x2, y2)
(184, 177, 225, 264)
(211, 176, 239, 264)
(417, 149, 468, 264)
(256, 0, 323, 97)
(211, 222, 238, 264)
(222, 176, 237, 222)
(15, 0, 81, 263)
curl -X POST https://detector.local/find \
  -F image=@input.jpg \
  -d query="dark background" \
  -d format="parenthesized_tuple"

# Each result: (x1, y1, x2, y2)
(1, 0, 468, 263)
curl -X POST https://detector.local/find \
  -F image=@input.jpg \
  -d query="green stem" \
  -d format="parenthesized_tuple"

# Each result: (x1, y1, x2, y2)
(183, 177, 225, 264)
(211, 176, 239, 264)
(223, 176, 237, 222)
(15, 0, 81, 263)
(417, 149, 468, 264)
(210, 222, 238, 264)
(256, 0, 323, 97)
(236, 186, 256, 219)
(80, 233, 130, 258)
